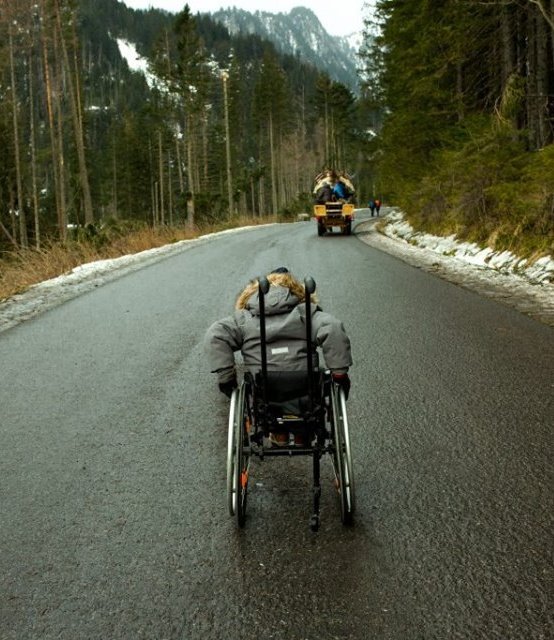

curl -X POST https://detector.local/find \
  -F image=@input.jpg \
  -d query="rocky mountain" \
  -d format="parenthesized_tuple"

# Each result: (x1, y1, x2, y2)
(208, 6, 362, 92)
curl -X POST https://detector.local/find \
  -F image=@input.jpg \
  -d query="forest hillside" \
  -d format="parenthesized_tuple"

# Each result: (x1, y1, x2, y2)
(361, 0, 554, 260)
(0, 0, 553, 299)
(0, 0, 370, 254)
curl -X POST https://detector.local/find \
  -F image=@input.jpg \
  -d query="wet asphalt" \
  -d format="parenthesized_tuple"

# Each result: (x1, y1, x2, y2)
(1, 215, 553, 639)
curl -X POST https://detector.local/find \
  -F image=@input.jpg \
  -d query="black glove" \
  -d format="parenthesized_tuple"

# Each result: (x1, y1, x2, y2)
(332, 372, 350, 400)
(218, 377, 237, 398)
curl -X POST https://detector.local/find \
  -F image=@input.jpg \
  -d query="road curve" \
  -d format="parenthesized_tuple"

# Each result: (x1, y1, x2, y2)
(1, 217, 553, 639)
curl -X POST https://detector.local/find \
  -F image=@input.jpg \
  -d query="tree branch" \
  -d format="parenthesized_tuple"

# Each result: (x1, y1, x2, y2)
(526, 0, 554, 31)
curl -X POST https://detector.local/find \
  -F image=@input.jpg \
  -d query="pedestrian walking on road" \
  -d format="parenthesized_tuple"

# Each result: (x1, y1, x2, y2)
(368, 199, 376, 217)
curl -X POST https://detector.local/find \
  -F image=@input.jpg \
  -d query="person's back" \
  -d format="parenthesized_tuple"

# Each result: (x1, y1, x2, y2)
(204, 268, 352, 399)
(315, 183, 333, 204)
(332, 181, 348, 200)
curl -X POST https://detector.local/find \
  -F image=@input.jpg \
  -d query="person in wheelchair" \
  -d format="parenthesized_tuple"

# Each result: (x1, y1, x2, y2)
(204, 267, 352, 444)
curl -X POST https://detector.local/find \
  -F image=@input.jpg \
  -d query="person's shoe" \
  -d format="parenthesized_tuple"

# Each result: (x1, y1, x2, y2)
(269, 432, 288, 447)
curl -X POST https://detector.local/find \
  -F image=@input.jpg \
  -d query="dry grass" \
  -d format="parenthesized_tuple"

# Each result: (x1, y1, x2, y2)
(0, 216, 277, 302)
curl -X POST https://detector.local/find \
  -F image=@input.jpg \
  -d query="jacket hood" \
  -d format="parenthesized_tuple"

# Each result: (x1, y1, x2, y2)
(245, 285, 300, 317)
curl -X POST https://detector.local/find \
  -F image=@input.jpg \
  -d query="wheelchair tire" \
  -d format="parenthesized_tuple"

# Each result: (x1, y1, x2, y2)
(236, 383, 250, 527)
(227, 382, 251, 526)
(331, 385, 355, 524)
(226, 388, 239, 516)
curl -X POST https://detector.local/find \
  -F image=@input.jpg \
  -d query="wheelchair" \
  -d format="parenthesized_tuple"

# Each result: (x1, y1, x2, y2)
(226, 276, 354, 532)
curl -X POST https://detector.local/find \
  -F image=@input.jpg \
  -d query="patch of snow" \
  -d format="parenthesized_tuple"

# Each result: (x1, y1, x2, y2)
(115, 38, 161, 91)
(0, 225, 274, 334)
(345, 31, 363, 51)
(382, 208, 554, 285)
(357, 208, 554, 326)
(2, 214, 552, 333)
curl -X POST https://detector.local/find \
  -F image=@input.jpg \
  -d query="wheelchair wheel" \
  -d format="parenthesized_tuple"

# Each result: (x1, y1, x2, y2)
(226, 388, 239, 516)
(331, 385, 355, 524)
(226, 382, 250, 526)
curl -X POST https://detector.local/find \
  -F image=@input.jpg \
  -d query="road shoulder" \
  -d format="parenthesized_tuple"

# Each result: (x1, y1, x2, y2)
(356, 214, 554, 327)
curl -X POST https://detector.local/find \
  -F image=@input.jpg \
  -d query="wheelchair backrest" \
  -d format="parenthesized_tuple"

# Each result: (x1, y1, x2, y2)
(254, 370, 319, 404)
(257, 275, 317, 412)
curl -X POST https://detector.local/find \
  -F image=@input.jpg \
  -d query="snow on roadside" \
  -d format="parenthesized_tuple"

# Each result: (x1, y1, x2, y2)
(382, 208, 554, 285)
(0, 226, 270, 334)
(356, 208, 553, 327)
(1, 214, 552, 333)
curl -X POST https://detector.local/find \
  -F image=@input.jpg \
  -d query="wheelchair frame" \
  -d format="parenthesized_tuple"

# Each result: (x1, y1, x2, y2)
(226, 276, 354, 531)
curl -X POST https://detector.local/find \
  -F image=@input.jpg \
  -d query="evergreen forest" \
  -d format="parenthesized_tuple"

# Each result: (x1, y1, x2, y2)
(361, 0, 554, 258)
(1, 0, 553, 271)
(0, 0, 369, 254)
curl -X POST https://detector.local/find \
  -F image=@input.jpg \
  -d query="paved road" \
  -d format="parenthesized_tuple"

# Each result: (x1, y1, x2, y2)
(1, 216, 553, 639)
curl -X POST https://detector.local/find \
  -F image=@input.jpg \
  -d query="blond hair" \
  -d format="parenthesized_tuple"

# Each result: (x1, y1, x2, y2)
(235, 272, 317, 310)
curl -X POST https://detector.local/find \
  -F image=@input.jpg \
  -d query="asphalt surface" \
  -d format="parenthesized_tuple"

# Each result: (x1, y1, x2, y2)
(1, 214, 553, 639)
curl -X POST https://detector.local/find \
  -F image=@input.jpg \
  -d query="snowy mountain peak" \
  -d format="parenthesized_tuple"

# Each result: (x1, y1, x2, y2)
(208, 6, 362, 92)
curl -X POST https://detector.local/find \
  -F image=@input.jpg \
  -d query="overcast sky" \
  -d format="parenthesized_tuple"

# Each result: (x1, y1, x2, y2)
(122, 0, 368, 36)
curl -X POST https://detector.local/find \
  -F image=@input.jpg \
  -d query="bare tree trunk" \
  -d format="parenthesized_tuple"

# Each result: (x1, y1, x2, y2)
(149, 137, 156, 224)
(331, 114, 338, 168)
(54, 0, 94, 225)
(53, 28, 68, 237)
(551, 0, 554, 71)
(526, 5, 538, 149)
(278, 139, 285, 211)
(535, 9, 549, 146)
(9, 189, 17, 240)
(9, 25, 28, 248)
(153, 181, 159, 226)
(72, 23, 85, 141)
(167, 149, 173, 225)
(0, 220, 19, 248)
(112, 140, 118, 218)
(202, 113, 209, 189)
(222, 73, 233, 218)
(185, 115, 195, 229)
(250, 176, 256, 216)
(175, 132, 184, 193)
(28, 52, 41, 249)
(500, 4, 514, 88)
(324, 94, 329, 164)
(257, 134, 266, 215)
(56, 75, 68, 235)
(40, 3, 66, 239)
(259, 177, 265, 216)
(528, 0, 554, 30)
(269, 110, 277, 215)
(299, 86, 306, 193)
(158, 130, 165, 224)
